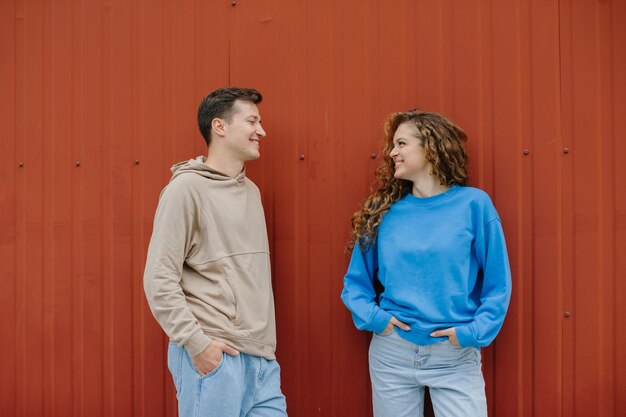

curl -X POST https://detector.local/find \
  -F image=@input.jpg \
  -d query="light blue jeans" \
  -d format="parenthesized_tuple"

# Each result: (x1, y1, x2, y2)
(167, 342, 287, 417)
(369, 329, 487, 417)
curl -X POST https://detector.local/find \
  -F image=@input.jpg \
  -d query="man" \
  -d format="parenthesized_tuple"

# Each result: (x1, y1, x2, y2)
(144, 87, 287, 417)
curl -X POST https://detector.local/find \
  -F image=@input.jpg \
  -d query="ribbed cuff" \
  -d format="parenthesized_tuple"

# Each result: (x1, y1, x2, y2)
(455, 323, 476, 348)
(370, 308, 393, 334)
(184, 328, 212, 357)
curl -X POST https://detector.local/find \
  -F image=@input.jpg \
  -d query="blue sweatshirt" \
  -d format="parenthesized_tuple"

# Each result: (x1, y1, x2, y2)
(341, 185, 512, 348)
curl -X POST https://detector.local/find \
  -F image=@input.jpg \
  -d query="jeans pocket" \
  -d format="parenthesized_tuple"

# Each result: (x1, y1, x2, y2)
(430, 340, 480, 369)
(375, 327, 396, 337)
(473, 347, 482, 366)
(167, 342, 183, 394)
(197, 353, 226, 380)
(444, 339, 461, 348)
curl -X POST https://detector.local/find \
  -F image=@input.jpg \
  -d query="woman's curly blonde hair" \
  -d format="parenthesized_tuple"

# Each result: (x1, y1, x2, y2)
(347, 110, 469, 252)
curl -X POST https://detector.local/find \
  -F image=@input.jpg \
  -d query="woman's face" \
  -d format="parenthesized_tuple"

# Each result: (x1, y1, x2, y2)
(389, 122, 432, 182)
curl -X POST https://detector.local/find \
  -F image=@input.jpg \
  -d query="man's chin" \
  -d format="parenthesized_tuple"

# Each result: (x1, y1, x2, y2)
(245, 152, 261, 162)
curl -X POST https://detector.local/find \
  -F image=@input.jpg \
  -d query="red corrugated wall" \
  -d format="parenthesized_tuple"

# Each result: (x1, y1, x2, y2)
(1, 1, 624, 416)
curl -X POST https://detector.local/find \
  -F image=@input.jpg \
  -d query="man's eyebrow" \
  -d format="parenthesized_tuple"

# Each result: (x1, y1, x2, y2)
(247, 115, 259, 120)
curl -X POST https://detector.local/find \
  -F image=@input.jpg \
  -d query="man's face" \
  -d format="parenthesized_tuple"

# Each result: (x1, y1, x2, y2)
(222, 100, 266, 162)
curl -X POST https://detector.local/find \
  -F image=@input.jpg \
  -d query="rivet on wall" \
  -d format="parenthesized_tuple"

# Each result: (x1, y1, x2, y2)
(370, 153, 377, 159)
(135, 159, 140, 165)
(18, 162, 24, 167)
(298, 154, 305, 160)
(523, 149, 530, 155)
(75, 161, 81, 167)
(563, 147, 570, 154)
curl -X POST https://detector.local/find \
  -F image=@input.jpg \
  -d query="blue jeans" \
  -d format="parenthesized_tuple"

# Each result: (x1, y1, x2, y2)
(369, 329, 487, 417)
(167, 342, 287, 417)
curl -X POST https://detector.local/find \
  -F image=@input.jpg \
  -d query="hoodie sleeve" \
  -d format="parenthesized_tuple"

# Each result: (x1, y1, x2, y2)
(341, 242, 393, 333)
(143, 180, 211, 357)
(455, 217, 512, 348)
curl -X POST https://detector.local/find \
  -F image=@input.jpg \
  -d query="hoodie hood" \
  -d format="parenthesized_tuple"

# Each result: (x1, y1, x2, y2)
(170, 156, 246, 183)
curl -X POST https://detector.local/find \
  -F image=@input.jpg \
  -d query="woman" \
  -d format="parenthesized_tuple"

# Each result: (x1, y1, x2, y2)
(341, 110, 512, 417)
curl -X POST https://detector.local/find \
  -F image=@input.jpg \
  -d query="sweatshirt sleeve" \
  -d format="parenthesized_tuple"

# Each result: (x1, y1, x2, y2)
(143, 181, 212, 357)
(341, 242, 393, 333)
(455, 217, 512, 348)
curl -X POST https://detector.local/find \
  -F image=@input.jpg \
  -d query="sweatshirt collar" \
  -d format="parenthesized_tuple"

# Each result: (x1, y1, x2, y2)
(404, 185, 459, 207)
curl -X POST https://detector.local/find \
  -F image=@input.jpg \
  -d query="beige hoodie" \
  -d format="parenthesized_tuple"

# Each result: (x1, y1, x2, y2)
(143, 156, 276, 359)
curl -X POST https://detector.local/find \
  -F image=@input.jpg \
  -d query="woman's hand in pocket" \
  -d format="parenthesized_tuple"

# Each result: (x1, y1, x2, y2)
(380, 316, 411, 335)
(430, 327, 460, 347)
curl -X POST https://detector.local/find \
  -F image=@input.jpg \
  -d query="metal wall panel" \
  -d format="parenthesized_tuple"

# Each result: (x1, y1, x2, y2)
(1, 1, 624, 416)
(559, 1, 626, 416)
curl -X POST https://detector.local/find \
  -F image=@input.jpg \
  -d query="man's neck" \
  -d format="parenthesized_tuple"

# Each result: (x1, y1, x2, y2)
(204, 153, 244, 178)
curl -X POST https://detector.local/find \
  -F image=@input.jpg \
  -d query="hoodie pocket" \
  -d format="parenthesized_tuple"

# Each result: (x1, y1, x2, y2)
(222, 274, 240, 326)
(182, 261, 238, 324)
(219, 252, 272, 331)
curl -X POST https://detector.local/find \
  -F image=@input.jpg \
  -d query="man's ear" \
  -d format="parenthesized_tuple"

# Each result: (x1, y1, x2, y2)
(211, 117, 227, 138)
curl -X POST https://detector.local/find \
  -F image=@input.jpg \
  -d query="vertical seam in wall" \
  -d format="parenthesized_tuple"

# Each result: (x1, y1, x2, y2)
(556, 0, 566, 416)
(520, 0, 538, 414)
(594, 2, 605, 414)
(69, 0, 75, 411)
(100, 0, 106, 414)
(609, 3, 619, 413)
(129, 0, 136, 413)
(44, 0, 52, 413)
(607, 1, 616, 414)
(40, 0, 47, 408)
(161, 0, 168, 412)
(12, 0, 19, 411)
(69, 0, 77, 412)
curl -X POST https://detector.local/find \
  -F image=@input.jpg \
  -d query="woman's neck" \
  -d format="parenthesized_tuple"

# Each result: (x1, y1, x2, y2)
(411, 176, 449, 198)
